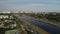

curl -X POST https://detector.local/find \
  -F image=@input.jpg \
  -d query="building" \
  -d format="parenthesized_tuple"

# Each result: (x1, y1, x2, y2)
(0, 14, 17, 28)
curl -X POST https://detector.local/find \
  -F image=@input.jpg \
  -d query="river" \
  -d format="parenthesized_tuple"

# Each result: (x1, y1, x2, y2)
(20, 16, 60, 34)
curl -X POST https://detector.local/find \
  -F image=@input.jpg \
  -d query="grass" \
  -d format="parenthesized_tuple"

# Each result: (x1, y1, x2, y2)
(20, 16, 50, 34)
(25, 15, 60, 27)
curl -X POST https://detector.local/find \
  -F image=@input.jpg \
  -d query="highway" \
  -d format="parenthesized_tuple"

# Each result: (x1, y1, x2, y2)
(20, 16, 60, 34)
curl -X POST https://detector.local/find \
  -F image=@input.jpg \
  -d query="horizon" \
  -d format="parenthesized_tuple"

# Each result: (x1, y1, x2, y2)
(0, 0, 60, 12)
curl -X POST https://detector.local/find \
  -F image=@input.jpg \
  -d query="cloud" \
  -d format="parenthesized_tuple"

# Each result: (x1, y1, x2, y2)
(0, 0, 60, 12)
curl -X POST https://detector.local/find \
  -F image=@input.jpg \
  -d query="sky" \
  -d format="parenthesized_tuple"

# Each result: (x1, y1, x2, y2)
(0, 0, 60, 12)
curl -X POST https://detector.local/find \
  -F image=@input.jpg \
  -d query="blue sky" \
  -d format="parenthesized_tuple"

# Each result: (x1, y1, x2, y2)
(0, 0, 60, 12)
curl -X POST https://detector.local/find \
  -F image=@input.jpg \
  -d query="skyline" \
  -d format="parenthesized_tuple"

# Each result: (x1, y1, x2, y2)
(0, 0, 60, 12)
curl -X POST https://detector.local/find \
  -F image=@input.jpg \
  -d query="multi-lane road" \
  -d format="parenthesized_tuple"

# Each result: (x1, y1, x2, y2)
(20, 16, 60, 34)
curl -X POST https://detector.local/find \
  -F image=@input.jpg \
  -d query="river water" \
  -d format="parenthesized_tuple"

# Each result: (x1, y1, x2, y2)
(21, 16, 60, 34)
